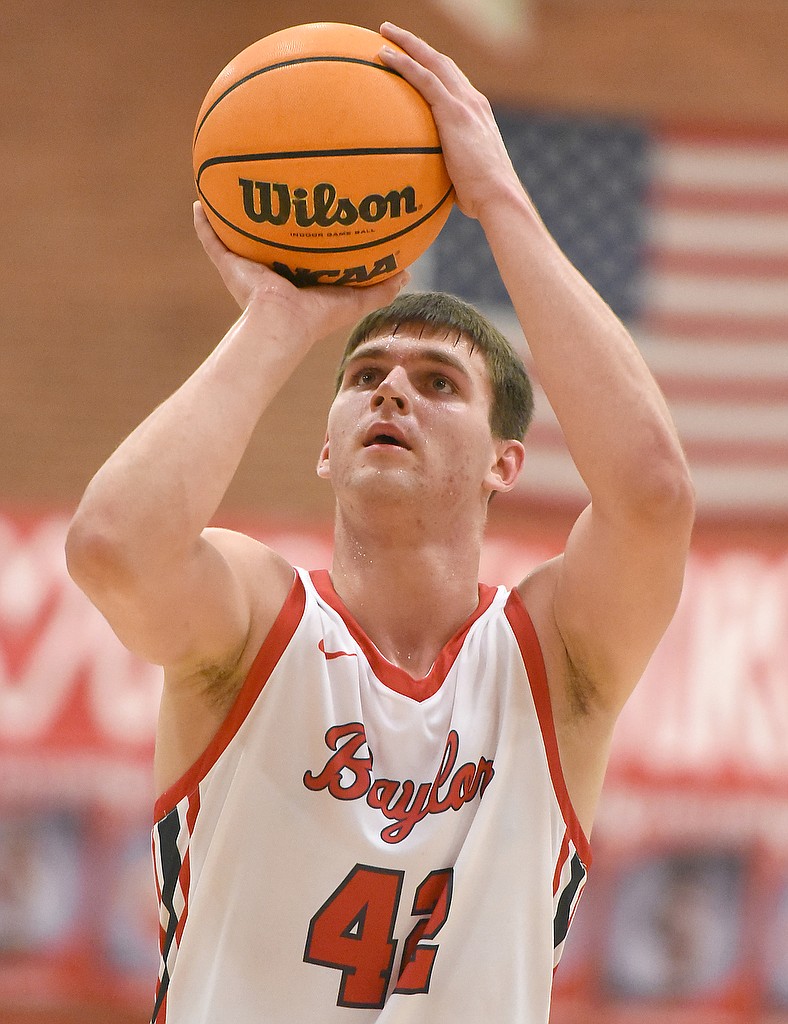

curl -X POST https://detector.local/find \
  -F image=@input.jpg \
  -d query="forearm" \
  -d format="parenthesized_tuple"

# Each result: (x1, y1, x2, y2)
(479, 183, 692, 515)
(375, 26, 689, 515)
(67, 194, 409, 596)
(69, 298, 313, 578)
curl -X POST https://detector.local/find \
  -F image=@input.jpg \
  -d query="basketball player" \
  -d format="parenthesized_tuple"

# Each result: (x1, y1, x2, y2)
(65, 22, 694, 1024)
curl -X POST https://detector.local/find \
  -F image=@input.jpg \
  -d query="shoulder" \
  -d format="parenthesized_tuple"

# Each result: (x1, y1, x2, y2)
(203, 527, 295, 611)
(158, 527, 298, 711)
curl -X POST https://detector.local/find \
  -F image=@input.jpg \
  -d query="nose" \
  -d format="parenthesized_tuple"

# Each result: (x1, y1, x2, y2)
(370, 367, 410, 413)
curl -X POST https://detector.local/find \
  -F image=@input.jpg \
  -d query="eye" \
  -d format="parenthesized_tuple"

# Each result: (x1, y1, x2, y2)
(431, 375, 455, 393)
(349, 368, 379, 387)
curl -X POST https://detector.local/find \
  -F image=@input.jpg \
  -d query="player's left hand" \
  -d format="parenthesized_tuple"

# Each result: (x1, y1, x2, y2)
(378, 23, 523, 223)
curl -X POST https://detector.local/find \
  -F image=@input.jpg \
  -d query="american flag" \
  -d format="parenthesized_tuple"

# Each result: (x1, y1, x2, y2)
(411, 110, 788, 524)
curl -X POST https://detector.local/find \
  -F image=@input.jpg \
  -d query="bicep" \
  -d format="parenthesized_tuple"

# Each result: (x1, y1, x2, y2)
(551, 500, 692, 714)
(78, 526, 285, 680)
(113, 529, 251, 669)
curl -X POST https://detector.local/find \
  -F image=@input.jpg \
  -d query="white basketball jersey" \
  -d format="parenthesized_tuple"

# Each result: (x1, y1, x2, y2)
(151, 567, 590, 1024)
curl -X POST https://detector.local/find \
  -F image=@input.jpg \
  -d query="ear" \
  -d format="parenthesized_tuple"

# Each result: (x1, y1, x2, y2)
(316, 433, 331, 479)
(484, 439, 525, 495)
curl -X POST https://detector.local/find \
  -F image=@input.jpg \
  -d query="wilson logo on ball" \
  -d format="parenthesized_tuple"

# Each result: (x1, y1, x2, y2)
(238, 179, 418, 229)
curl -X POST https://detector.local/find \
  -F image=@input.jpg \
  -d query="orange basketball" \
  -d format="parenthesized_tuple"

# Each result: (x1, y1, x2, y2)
(193, 23, 454, 287)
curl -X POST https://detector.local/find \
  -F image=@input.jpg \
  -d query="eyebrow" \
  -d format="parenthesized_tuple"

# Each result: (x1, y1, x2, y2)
(343, 344, 473, 381)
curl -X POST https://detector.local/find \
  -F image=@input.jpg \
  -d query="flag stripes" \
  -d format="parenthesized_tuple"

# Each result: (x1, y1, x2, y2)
(421, 111, 788, 521)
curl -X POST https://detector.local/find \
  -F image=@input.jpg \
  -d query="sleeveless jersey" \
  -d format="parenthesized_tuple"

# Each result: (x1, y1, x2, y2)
(150, 567, 591, 1024)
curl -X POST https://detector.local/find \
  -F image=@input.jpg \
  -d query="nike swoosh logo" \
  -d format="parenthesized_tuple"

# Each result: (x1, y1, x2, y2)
(318, 639, 358, 661)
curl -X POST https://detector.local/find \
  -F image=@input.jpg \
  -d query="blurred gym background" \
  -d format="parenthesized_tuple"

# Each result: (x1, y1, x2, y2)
(1, 0, 787, 1021)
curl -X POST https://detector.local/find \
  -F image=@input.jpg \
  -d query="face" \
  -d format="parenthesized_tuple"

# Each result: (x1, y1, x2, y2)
(317, 327, 524, 517)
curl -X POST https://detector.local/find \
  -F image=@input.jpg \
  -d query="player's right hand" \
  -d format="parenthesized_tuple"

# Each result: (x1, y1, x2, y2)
(193, 201, 409, 342)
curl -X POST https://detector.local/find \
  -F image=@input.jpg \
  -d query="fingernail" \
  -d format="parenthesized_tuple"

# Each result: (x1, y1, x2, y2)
(380, 45, 397, 58)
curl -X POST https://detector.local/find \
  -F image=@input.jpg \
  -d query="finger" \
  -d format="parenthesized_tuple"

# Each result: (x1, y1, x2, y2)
(378, 47, 452, 111)
(379, 22, 438, 62)
(193, 201, 231, 265)
(379, 22, 464, 90)
(313, 270, 411, 323)
(333, 269, 409, 303)
(359, 269, 411, 308)
(193, 199, 211, 233)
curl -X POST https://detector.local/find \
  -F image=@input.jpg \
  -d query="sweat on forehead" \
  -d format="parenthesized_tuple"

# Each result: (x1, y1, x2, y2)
(364, 321, 474, 353)
(334, 325, 476, 394)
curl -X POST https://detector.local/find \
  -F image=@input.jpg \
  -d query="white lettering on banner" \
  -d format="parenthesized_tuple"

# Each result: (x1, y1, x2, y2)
(0, 516, 68, 623)
(0, 516, 160, 745)
(612, 549, 788, 785)
(2, 515, 788, 790)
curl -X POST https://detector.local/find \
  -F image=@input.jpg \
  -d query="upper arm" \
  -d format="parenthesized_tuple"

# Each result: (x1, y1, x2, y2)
(67, 521, 293, 685)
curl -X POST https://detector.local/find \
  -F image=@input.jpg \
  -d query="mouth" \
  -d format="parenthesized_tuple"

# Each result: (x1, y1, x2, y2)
(362, 426, 411, 450)
(366, 434, 407, 448)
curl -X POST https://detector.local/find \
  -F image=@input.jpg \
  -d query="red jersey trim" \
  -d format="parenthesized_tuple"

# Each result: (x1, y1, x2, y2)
(153, 571, 306, 822)
(504, 588, 592, 868)
(552, 831, 571, 897)
(309, 569, 498, 702)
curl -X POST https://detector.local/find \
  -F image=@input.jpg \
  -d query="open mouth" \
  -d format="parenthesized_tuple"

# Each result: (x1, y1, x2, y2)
(363, 426, 411, 450)
(366, 434, 407, 448)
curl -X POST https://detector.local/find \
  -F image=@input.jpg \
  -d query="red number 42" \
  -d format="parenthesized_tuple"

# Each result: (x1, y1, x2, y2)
(304, 863, 454, 1009)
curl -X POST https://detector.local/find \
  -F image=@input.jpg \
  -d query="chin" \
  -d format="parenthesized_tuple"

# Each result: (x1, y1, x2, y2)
(339, 469, 427, 508)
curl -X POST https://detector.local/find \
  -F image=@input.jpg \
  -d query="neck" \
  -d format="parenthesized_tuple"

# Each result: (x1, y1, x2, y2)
(329, 504, 486, 677)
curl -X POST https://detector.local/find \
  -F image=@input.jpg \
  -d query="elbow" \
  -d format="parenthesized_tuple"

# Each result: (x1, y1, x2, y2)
(608, 428, 696, 532)
(65, 508, 136, 597)
(632, 443, 696, 530)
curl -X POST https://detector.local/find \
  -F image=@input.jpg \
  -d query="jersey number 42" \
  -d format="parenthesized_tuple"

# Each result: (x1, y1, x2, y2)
(304, 863, 454, 1009)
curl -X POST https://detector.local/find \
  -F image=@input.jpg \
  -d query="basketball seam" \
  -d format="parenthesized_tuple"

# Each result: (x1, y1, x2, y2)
(194, 147, 444, 187)
(193, 57, 404, 147)
(196, 185, 455, 255)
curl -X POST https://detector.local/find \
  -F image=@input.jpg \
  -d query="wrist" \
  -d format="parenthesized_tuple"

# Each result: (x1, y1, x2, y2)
(243, 287, 320, 353)
(475, 178, 543, 236)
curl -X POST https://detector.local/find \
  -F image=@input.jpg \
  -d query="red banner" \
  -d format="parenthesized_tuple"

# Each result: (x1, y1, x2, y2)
(1, 513, 786, 1020)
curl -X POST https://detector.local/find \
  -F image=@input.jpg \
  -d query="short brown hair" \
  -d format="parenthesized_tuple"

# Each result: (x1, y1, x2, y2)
(335, 291, 534, 441)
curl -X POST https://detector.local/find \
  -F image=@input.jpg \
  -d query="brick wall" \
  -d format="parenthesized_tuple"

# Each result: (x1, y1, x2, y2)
(2, 0, 785, 523)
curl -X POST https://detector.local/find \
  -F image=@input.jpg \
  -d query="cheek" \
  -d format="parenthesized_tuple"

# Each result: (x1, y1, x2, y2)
(325, 402, 356, 450)
(433, 420, 493, 483)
